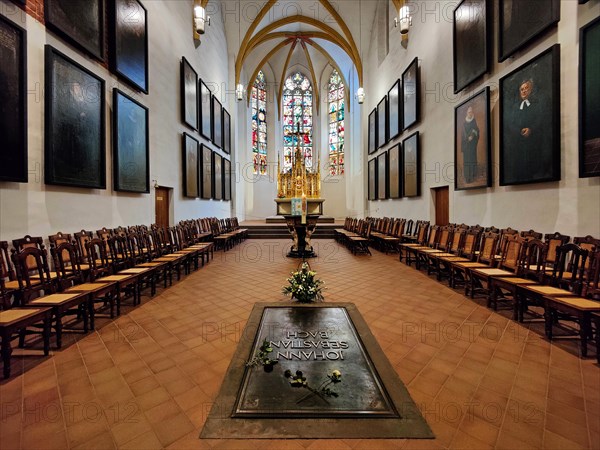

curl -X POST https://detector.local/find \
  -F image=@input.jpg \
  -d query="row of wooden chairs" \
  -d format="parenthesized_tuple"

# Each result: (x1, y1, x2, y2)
(380, 218, 600, 360)
(0, 216, 244, 378)
(334, 218, 372, 255)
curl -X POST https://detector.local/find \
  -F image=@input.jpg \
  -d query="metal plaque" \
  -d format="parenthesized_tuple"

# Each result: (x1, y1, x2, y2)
(233, 307, 399, 418)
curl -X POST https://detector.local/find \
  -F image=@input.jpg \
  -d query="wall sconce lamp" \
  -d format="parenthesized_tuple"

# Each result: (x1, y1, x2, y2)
(194, 5, 210, 35)
(152, 179, 159, 189)
(394, 5, 412, 35)
(236, 83, 245, 102)
(356, 87, 366, 105)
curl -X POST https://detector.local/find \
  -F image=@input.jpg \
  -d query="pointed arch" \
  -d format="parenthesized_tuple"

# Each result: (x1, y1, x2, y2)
(277, 40, 300, 119)
(300, 41, 320, 116)
(246, 38, 294, 106)
(282, 72, 314, 170)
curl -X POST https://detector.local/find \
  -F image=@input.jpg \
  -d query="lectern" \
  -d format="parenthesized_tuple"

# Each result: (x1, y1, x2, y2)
(275, 198, 325, 258)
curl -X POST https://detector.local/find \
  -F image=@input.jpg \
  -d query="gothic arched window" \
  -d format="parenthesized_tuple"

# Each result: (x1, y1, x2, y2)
(282, 72, 313, 170)
(251, 71, 267, 175)
(328, 70, 345, 175)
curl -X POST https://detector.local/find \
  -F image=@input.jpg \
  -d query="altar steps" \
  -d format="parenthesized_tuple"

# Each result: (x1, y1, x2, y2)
(241, 223, 338, 240)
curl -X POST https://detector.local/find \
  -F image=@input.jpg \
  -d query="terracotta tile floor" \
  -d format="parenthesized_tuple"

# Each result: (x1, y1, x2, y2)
(1, 239, 598, 449)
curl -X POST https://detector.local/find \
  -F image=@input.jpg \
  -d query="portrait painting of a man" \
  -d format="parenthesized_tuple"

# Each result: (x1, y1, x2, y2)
(500, 45, 560, 185)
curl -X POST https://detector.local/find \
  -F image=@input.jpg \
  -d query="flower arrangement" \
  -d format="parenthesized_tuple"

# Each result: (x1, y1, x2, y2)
(282, 261, 325, 303)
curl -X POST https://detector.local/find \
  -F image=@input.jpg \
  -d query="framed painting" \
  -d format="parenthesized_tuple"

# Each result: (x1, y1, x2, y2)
(212, 95, 223, 149)
(499, 45, 560, 186)
(223, 109, 231, 154)
(579, 16, 600, 178)
(377, 152, 388, 200)
(182, 133, 199, 198)
(454, 87, 492, 190)
(368, 108, 377, 154)
(377, 96, 388, 149)
(368, 158, 377, 201)
(224, 158, 231, 201)
(199, 79, 212, 141)
(45, 0, 104, 61)
(0, 15, 27, 183)
(213, 152, 223, 200)
(108, 0, 148, 93)
(453, 0, 490, 94)
(113, 89, 149, 193)
(44, 45, 105, 189)
(402, 57, 419, 130)
(200, 144, 213, 199)
(8, 0, 25, 5)
(388, 144, 402, 199)
(180, 57, 198, 130)
(388, 79, 401, 141)
(403, 131, 420, 197)
(499, 0, 560, 62)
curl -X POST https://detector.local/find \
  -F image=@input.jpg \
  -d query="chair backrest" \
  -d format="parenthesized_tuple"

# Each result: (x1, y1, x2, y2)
(477, 232, 499, 265)
(449, 228, 465, 254)
(51, 241, 83, 289)
(550, 243, 589, 295)
(48, 231, 72, 246)
(74, 230, 94, 264)
(85, 238, 112, 280)
(544, 232, 571, 265)
(498, 234, 526, 272)
(11, 246, 54, 304)
(519, 238, 548, 281)
(436, 227, 451, 250)
(520, 229, 543, 240)
(574, 235, 600, 270)
(12, 236, 45, 272)
(415, 222, 429, 244)
(0, 241, 16, 282)
(404, 219, 414, 236)
(426, 225, 439, 248)
(583, 250, 600, 299)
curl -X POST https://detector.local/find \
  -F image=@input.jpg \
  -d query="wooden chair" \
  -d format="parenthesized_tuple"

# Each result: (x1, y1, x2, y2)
(50, 241, 84, 291)
(517, 243, 586, 323)
(450, 231, 499, 293)
(542, 247, 599, 357)
(13, 246, 89, 348)
(399, 222, 429, 265)
(348, 222, 372, 256)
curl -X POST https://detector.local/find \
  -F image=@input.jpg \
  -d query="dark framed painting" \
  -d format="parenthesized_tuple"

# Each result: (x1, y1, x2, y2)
(499, 45, 560, 186)
(402, 57, 419, 130)
(377, 96, 388, 149)
(377, 152, 388, 200)
(403, 131, 420, 197)
(199, 79, 212, 141)
(201, 144, 213, 199)
(223, 109, 231, 154)
(368, 158, 377, 201)
(113, 89, 149, 193)
(109, 0, 148, 93)
(45, 0, 104, 61)
(453, 0, 490, 94)
(0, 15, 27, 183)
(388, 144, 402, 199)
(579, 16, 600, 178)
(213, 152, 223, 200)
(224, 158, 231, 201)
(388, 79, 401, 141)
(180, 57, 198, 130)
(454, 87, 492, 190)
(45, 45, 106, 189)
(212, 95, 223, 149)
(182, 133, 199, 198)
(368, 108, 377, 154)
(499, 0, 560, 62)
(8, 0, 25, 5)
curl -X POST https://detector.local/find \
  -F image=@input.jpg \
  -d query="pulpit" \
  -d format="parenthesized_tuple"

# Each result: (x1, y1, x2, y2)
(275, 198, 325, 258)
(276, 122, 324, 258)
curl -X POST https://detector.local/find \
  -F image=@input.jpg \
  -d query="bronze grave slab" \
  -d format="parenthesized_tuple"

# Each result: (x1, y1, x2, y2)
(234, 306, 397, 418)
(200, 303, 434, 439)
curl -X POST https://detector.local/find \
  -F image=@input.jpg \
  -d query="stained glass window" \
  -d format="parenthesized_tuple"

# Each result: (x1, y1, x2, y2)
(328, 70, 345, 176)
(282, 72, 313, 171)
(251, 71, 267, 175)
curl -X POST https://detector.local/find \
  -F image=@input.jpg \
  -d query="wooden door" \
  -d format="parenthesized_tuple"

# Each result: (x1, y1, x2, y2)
(433, 186, 449, 226)
(155, 187, 170, 229)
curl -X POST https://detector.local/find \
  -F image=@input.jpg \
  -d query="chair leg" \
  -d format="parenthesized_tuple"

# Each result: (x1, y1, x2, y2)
(1, 331, 13, 379)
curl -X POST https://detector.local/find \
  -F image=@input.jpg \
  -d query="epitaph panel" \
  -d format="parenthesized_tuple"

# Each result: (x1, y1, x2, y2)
(234, 307, 398, 418)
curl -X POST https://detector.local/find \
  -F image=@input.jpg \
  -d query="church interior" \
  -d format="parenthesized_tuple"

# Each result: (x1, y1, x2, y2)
(1, 0, 599, 448)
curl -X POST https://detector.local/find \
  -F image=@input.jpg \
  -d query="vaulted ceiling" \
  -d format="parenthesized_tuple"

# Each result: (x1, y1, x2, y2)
(202, 0, 405, 110)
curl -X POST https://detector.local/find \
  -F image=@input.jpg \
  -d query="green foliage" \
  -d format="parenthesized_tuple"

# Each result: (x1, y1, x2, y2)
(282, 262, 325, 303)
(246, 340, 279, 368)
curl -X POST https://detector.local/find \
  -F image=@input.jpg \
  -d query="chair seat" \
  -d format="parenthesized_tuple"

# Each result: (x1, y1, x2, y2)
(0, 308, 50, 326)
(452, 262, 489, 268)
(521, 285, 575, 296)
(64, 282, 117, 293)
(549, 296, 600, 311)
(27, 292, 87, 306)
(491, 277, 539, 285)
(472, 268, 515, 277)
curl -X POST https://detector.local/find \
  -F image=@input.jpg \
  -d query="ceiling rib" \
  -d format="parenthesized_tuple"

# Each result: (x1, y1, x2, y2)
(246, 38, 294, 106)
(300, 40, 320, 115)
(276, 40, 299, 120)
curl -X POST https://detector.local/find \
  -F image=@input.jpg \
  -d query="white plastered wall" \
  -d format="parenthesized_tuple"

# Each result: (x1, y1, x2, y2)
(365, 0, 600, 237)
(0, 0, 232, 242)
